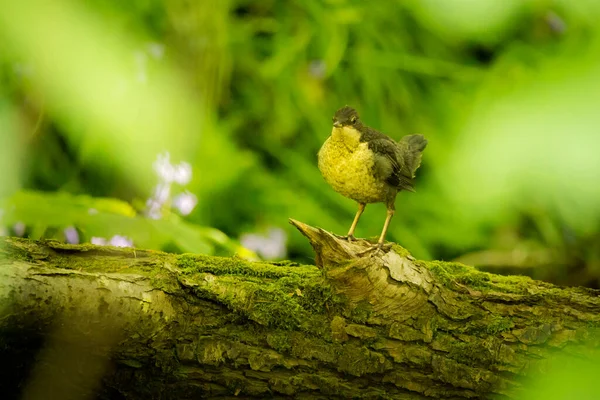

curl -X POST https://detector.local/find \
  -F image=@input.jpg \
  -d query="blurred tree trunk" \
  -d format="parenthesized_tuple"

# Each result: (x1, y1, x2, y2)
(1, 221, 600, 400)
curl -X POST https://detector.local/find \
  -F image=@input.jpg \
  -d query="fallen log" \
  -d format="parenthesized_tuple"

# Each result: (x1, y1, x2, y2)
(1, 219, 599, 399)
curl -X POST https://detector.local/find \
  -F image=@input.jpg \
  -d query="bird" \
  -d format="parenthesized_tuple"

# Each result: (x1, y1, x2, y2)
(317, 106, 427, 252)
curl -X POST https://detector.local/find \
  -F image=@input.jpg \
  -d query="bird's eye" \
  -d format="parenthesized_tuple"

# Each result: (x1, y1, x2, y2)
(350, 116, 357, 123)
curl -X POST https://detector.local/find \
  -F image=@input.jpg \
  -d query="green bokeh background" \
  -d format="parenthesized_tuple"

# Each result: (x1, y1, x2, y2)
(1, 0, 600, 288)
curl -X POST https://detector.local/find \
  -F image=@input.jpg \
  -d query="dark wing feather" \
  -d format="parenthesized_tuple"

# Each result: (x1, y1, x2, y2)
(399, 134, 428, 177)
(367, 139, 415, 192)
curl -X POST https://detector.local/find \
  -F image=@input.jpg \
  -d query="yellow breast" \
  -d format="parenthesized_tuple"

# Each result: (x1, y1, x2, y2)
(318, 127, 388, 204)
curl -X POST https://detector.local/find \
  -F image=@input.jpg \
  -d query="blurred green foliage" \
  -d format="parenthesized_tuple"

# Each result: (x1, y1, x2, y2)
(522, 350, 600, 400)
(1, 0, 600, 287)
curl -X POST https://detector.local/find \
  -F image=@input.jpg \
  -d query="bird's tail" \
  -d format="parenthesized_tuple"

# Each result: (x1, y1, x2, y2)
(399, 134, 428, 177)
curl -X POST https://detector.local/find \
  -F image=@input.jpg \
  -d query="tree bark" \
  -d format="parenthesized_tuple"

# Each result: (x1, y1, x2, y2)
(1, 220, 600, 400)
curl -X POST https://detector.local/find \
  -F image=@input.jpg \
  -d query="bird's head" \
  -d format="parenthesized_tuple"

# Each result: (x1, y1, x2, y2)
(333, 106, 360, 128)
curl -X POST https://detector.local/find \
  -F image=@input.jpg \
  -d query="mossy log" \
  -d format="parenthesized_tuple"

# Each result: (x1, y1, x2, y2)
(1, 220, 600, 400)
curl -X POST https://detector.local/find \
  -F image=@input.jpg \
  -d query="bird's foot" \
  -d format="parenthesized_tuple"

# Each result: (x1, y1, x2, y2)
(356, 242, 392, 257)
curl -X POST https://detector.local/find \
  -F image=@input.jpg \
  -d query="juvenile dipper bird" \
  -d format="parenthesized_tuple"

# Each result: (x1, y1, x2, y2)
(318, 106, 427, 251)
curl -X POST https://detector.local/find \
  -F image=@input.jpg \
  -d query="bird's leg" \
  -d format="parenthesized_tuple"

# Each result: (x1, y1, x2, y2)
(376, 208, 395, 247)
(344, 203, 366, 241)
(357, 205, 395, 256)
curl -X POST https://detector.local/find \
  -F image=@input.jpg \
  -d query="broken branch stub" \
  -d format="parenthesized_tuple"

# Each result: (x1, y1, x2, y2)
(290, 218, 436, 321)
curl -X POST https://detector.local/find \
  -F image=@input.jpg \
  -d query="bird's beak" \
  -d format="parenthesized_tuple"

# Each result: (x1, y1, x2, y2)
(333, 121, 342, 128)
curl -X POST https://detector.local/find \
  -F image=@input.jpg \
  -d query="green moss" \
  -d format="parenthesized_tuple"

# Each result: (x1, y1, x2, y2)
(178, 253, 252, 275)
(181, 273, 335, 333)
(427, 261, 484, 287)
(296, 281, 342, 314)
(175, 253, 342, 334)
(426, 260, 534, 294)
(148, 266, 181, 293)
(177, 253, 318, 279)
(459, 315, 515, 337)
(247, 285, 306, 329)
(448, 341, 495, 367)
(346, 300, 374, 324)
(389, 243, 412, 258)
(337, 343, 390, 376)
(272, 275, 305, 293)
(485, 315, 515, 335)
(288, 333, 339, 363)
(266, 331, 292, 352)
(267, 260, 301, 267)
(1, 238, 37, 263)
